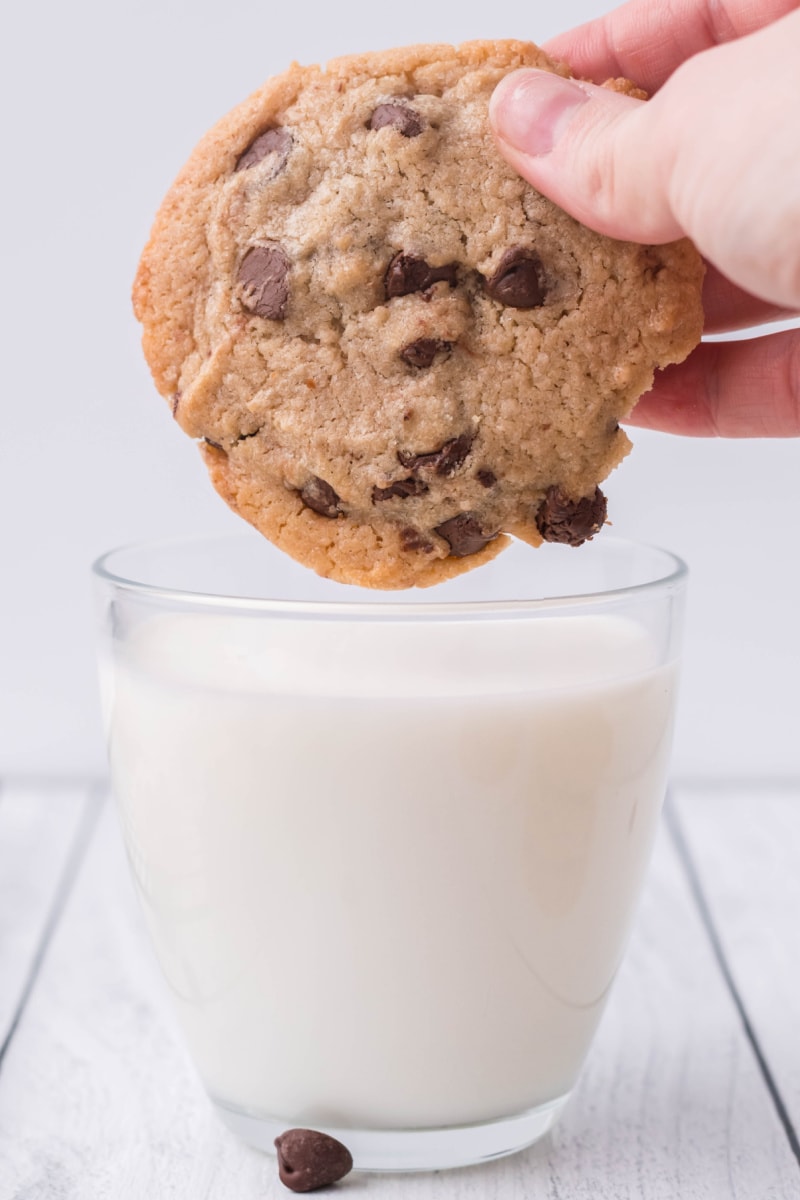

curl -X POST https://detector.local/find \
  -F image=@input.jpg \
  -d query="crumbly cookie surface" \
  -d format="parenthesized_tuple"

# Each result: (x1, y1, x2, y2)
(134, 40, 704, 589)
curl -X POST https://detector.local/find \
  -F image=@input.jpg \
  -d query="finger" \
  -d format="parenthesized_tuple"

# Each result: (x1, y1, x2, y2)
(490, 72, 681, 242)
(702, 263, 798, 334)
(543, 0, 800, 94)
(625, 329, 800, 436)
(490, 12, 800, 308)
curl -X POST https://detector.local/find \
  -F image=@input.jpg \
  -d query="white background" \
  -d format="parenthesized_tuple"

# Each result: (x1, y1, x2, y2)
(1, 0, 797, 779)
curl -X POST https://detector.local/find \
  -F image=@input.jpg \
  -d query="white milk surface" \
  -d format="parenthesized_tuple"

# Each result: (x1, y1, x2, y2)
(109, 611, 677, 1130)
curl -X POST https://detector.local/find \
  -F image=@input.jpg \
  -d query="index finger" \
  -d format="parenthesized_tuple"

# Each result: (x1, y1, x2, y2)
(544, 0, 800, 93)
(625, 328, 800, 437)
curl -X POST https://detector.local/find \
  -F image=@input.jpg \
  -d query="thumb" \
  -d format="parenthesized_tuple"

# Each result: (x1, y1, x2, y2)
(489, 69, 683, 244)
(489, 14, 800, 310)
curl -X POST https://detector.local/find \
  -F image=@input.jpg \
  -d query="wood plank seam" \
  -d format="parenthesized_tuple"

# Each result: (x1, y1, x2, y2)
(664, 792, 800, 1170)
(0, 782, 106, 1076)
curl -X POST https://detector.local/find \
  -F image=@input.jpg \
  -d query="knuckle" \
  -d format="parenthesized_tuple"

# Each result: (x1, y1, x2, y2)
(582, 139, 618, 220)
(567, 105, 627, 226)
(703, 0, 739, 45)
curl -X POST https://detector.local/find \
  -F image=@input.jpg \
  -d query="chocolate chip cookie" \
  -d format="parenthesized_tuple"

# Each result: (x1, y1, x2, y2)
(133, 40, 704, 588)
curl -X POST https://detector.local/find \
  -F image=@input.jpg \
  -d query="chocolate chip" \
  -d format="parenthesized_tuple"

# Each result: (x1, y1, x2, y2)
(535, 485, 607, 546)
(434, 513, 496, 557)
(400, 526, 435, 553)
(235, 127, 293, 174)
(300, 476, 341, 518)
(238, 245, 291, 320)
(171, 392, 181, 417)
(398, 431, 473, 477)
(274, 1129, 353, 1193)
(385, 253, 458, 299)
(476, 468, 496, 488)
(369, 102, 424, 137)
(400, 338, 452, 368)
(485, 247, 546, 309)
(372, 478, 429, 502)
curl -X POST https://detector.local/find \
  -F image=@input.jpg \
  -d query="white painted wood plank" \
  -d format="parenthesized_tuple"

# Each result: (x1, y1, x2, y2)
(0, 802, 797, 1198)
(673, 782, 800, 1139)
(0, 801, 282, 1200)
(0, 780, 92, 1045)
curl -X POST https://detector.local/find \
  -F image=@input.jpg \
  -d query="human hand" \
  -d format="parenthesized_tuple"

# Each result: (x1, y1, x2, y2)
(489, 0, 800, 436)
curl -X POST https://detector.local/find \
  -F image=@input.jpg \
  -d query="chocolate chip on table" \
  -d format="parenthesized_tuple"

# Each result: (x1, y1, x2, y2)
(300, 476, 342, 518)
(535, 485, 607, 546)
(398, 431, 474, 477)
(274, 1128, 353, 1193)
(399, 338, 453, 368)
(476, 468, 496, 488)
(485, 247, 546, 308)
(235, 127, 293, 174)
(237, 245, 291, 320)
(369, 102, 424, 137)
(384, 253, 458, 299)
(372, 477, 429, 502)
(434, 513, 496, 557)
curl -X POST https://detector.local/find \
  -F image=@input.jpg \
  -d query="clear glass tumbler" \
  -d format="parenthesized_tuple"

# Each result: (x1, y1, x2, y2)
(93, 531, 687, 1171)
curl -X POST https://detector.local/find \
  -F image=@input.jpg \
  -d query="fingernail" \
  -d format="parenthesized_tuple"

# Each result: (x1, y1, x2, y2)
(490, 70, 589, 157)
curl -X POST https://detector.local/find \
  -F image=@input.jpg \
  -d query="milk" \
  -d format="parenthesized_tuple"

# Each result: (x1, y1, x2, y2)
(108, 610, 676, 1131)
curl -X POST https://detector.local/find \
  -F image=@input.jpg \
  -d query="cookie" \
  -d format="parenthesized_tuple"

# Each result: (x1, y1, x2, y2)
(133, 40, 704, 589)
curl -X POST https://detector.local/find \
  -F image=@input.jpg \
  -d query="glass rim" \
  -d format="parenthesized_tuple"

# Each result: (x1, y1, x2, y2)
(91, 533, 688, 618)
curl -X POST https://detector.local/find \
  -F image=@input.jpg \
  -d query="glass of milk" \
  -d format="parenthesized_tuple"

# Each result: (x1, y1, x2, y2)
(93, 531, 686, 1171)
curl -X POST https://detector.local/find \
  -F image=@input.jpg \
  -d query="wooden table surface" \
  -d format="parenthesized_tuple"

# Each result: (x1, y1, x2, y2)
(1, 778, 798, 1199)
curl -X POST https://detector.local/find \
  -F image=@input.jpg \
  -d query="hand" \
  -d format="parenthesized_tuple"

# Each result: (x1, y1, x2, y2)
(489, 0, 800, 436)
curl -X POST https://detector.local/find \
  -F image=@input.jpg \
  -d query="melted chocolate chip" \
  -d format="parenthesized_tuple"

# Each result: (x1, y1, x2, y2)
(434, 513, 496, 557)
(274, 1129, 353, 1193)
(372, 478, 429, 502)
(235, 127, 293, 175)
(476, 468, 497, 488)
(400, 526, 435, 553)
(369, 102, 424, 137)
(237, 245, 291, 321)
(400, 338, 452, 368)
(398, 431, 474, 477)
(385, 253, 458, 299)
(485, 247, 546, 309)
(536, 486, 607, 546)
(300, 476, 341, 518)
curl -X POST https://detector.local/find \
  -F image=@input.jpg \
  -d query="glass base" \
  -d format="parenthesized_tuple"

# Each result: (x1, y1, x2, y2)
(213, 1094, 571, 1172)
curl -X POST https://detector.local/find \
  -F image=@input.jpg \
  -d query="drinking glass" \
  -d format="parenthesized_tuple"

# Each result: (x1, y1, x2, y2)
(93, 531, 686, 1171)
